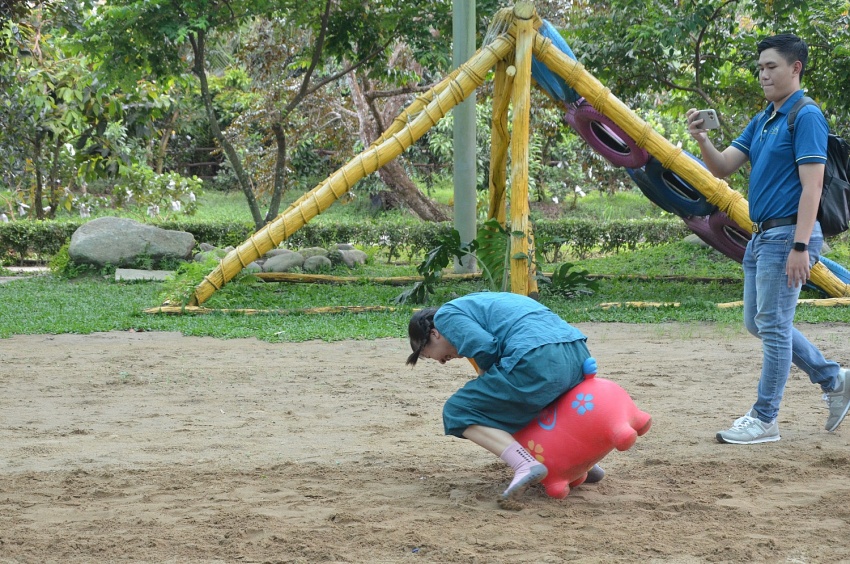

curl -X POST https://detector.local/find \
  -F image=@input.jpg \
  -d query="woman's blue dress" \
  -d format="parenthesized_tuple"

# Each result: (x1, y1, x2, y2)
(435, 292, 589, 437)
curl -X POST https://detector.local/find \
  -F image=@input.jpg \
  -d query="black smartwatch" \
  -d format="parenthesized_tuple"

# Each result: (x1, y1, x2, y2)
(793, 242, 808, 252)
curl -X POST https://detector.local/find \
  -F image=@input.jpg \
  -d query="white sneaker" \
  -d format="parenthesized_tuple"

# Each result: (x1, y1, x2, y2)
(716, 410, 780, 444)
(824, 369, 850, 432)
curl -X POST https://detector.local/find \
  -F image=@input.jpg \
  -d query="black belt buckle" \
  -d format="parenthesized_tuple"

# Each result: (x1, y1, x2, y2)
(752, 222, 759, 233)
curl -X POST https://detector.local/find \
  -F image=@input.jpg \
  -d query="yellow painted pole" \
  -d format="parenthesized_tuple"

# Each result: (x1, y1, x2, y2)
(189, 33, 516, 306)
(531, 32, 850, 298)
(508, 1, 535, 296)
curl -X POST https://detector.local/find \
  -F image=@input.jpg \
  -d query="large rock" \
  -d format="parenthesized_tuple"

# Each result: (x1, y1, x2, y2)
(69, 217, 195, 267)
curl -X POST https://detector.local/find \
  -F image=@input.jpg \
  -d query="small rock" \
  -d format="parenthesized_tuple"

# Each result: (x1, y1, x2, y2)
(303, 255, 332, 272)
(339, 249, 367, 267)
(299, 247, 329, 259)
(263, 252, 305, 272)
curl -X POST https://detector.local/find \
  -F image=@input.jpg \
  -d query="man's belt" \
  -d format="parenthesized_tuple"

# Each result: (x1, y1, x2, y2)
(752, 215, 797, 234)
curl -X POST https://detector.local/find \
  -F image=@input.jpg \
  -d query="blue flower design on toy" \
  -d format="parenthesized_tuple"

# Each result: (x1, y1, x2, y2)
(571, 393, 594, 415)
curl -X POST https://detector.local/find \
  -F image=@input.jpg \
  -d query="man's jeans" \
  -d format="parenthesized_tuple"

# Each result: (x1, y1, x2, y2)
(742, 223, 840, 423)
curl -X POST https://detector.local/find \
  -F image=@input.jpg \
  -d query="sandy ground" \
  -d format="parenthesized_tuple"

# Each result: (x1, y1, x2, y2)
(1, 323, 849, 563)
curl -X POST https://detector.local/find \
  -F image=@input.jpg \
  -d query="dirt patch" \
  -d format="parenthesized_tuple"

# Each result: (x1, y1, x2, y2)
(1, 324, 849, 562)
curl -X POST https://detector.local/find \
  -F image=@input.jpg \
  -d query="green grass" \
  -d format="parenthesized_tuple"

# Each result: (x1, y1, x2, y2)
(569, 240, 744, 278)
(3, 237, 848, 342)
(4, 188, 849, 341)
(165, 183, 664, 226)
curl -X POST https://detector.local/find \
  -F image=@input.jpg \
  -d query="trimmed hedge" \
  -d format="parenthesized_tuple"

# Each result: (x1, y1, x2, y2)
(0, 220, 83, 263)
(1, 216, 691, 264)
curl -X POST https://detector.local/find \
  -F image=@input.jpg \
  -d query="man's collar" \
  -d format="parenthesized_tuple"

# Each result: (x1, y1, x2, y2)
(763, 89, 806, 118)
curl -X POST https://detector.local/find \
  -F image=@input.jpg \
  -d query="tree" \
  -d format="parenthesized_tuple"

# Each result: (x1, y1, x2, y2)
(568, 0, 850, 138)
(85, 0, 456, 230)
(0, 0, 184, 220)
(2, 1, 109, 218)
(235, 0, 456, 223)
(345, 52, 449, 221)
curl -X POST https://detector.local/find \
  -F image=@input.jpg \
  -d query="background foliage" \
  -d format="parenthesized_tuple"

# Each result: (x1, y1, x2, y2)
(4, 1, 850, 228)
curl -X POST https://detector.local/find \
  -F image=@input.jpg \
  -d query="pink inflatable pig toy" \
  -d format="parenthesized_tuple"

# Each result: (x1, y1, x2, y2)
(513, 357, 651, 499)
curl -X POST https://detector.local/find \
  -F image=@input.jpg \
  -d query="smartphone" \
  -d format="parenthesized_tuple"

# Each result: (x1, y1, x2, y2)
(696, 109, 720, 130)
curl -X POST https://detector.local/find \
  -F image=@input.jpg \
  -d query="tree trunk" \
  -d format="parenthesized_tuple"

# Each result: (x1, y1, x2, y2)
(346, 72, 448, 222)
(191, 30, 265, 231)
(154, 109, 179, 174)
(47, 136, 61, 219)
(266, 123, 287, 224)
(33, 130, 45, 220)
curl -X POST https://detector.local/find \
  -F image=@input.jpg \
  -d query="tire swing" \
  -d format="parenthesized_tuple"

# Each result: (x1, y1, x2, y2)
(681, 214, 715, 247)
(705, 210, 751, 263)
(565, 100, 650, 169)
(625, 167, 687, 217)
(820, 256, 850, 283)
(643, 154, 717, 218)
(682, 211, 750, 263)
(531, 20, 581, 104)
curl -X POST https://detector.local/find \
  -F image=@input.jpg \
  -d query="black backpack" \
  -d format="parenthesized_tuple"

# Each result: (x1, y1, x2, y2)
(787, 96, 850, 237)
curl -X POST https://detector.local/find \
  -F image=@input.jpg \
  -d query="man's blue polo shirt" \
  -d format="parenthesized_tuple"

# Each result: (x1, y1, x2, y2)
(730, 89, 828, 222)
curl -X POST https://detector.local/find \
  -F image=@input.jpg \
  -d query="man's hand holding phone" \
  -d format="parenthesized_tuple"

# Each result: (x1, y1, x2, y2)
(693, 109, 720, 130)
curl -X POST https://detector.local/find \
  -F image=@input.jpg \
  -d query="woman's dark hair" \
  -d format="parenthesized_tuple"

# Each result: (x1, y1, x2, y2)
(406, 307, 439, 366)
(757, 33, 808, 79)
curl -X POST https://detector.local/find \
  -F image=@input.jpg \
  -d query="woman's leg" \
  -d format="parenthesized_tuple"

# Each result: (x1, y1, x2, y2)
(462, 424, 514, 455)
(463, 425, 547, 500)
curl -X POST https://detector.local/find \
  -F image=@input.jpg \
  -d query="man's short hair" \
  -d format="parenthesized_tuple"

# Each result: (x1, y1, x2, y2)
(757, 33, 808, 79)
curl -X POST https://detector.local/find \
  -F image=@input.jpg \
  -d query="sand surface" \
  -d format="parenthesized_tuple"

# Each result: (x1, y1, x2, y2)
(1, 323, 849, 563)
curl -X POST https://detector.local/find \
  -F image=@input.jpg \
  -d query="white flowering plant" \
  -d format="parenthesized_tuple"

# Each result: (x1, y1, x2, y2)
(113, 164, 203, 219)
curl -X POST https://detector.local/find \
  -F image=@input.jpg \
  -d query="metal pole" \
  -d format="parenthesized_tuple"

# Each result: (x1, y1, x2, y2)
(452, 0, 477, 273)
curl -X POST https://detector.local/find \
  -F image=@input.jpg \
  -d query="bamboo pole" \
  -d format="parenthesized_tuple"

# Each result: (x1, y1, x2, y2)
(600, 298, 850, 309)
(190, 33, 516, 306)
(527, 229, 539, 296)
(253, 272, 481, 285)
(531, 32, 850, 299)
(282, 66, 467, 217)
(488, 60, 511, 225)
(146, 305, 397, 316)
(508, 2, 535, 295)
(718, 297, 850, 308)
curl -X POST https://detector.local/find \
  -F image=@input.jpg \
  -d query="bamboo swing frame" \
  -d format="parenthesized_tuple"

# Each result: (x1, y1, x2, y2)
(183, 1, 850, 310)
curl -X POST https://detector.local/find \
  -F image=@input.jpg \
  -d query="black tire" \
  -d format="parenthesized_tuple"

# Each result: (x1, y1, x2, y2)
(643, 155, 717, 217)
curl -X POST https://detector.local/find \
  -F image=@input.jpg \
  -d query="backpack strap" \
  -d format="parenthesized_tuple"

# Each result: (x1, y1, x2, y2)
(787, 96, 821, 163)
(787, 96, 819, 136)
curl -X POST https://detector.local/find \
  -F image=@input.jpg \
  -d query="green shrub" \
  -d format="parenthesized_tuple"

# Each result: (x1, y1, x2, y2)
(1, 216, 691, 267)
(113, 164, 203, 218)
(49, 242, 100, 278)
(0, 220, 82, 264)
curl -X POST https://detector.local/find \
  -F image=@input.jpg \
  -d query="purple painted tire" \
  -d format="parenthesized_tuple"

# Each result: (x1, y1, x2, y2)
(683, 211, 750, 263)
(706, 210, 751, 263)
(682, 214, 714, 245)
(566, 101, 650, 169)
